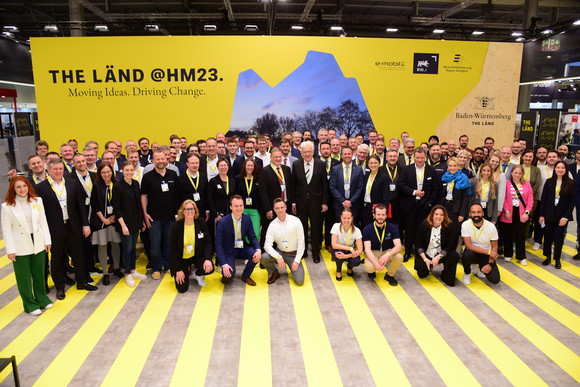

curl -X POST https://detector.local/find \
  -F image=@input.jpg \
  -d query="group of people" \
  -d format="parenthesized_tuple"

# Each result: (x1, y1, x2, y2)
(3, 128, 579, 316)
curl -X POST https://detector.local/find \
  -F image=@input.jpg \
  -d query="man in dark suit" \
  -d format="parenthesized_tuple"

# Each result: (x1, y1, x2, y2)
(397, 138, 416, 168)
(397, 147, 439, 262)
(215, 195, 261, 286)
(329, 146, 364, 224)
(232, 141, 263, 177)
(258, 148, 293, 246)
(27, 154, 48, 188)
(291, 141, 328, 263)
(35, 159, 98, 300)
(317, 141, 341, 251)
(384, 149, 403, 237)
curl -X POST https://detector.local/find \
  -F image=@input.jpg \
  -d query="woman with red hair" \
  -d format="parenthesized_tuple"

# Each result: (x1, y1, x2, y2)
(1, 176, 53, 315)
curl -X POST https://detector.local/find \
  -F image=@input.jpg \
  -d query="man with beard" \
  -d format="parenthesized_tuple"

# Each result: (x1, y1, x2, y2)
(427, 143, 447, 178)
(470, 147, 485, 176)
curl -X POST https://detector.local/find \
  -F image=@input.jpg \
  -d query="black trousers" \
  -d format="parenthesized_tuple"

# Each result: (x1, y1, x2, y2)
(414, 250, 459, 287)
(543, 221, 568, 261)
(461, 249, 500, 284)
(82, 236, 97, 273)
(322, 202, 336, 248)
(501, 207, 527, 260)
(50, 223, 89, 289)
(297, 203, 322, 256)
(174, 256, 214, 293)
(403, 206, 430, 255)
(532, 206, 544, 244)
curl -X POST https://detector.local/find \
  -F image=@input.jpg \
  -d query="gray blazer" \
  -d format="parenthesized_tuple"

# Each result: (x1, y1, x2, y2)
(470, 178, 499, 223)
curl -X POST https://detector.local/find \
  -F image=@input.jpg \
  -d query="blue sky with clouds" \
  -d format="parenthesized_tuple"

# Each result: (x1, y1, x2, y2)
(229, 50, 369, 131)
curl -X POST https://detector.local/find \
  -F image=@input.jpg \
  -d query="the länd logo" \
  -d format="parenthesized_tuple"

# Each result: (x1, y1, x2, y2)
(374, 60, 406, 71)
(413, 53, 439, 74)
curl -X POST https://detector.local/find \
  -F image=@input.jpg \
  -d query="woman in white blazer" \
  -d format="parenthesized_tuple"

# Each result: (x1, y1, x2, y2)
(1, 176, 53, 315)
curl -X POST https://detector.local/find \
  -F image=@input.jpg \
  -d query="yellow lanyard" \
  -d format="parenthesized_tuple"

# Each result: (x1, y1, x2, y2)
(343, 163, 351, 183)
(331, 154, 340, 160)
(556, 180, 562, 198)
(272, 165, 285, 184)
(48, 177, 65, 199)
(64, 163, 72, 173)
(232, 216, 242, 240)
(447, 180, 455, 193)
(406, 155, 414, 166)
(107, 183, 113, 203)
(186, 171, 199, 191)
(470, 220, 485, 242)
(343, 225, 353, 247)
(481, 181, 489, 200)
(33, 174, 43, 184)
(501, 164, 509, 175)
(523, 166, 530, 181)
(545, 166, 553, 178)
(208, 162, 217, 175)
(184, 223, 196, 246)
(324, 159, 331, 174)
(133, 168, 141, 182)
(386, 166, 397, 182)
(471, 161, 480, 176)
(223, 178, 229, 195)
(358, 159, 366, 170)
(80, 173, 92, 192)
(367, 172, 377, 194)
(374, 222, 386, 247)
(416, 167, 425, 186)
(245, 177, 254, 196)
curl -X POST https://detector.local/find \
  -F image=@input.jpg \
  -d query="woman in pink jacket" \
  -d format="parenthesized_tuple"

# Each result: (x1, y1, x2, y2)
(499, 165, 534, 265)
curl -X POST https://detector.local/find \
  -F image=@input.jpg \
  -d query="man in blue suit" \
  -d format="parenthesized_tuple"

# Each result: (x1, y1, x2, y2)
(329, 146, 364, 224)
(215, 195, 262, 285)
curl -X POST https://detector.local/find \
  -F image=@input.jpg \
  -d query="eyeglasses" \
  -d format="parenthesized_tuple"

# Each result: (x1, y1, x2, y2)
(184, 208, 195, 212)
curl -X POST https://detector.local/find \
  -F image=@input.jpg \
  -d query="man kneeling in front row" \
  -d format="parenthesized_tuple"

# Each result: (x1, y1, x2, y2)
(261, 198, 305, 286)
(461, 203, 500, 285)
(362, 204, 403, 286)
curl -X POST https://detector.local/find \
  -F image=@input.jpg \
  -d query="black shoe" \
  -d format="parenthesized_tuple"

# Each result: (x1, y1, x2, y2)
(384, 273, 398, 286)
(56, 289, 65, 300)
(88, 267, 102, 275)
(403, 253, 411, 263)
(113, 269, 124, 279)
(336, 273, 342, 281)
(64, 275, 76, 286)
(498, 247, 504, 255)
(312, 252, 320, 263)
(574, 253, 580, 260)
(555, 260, 562, 269)
(77, 283, 98, 291)
(103, 275, 110, 286)
(542, 258, 551, 266)
(259, 263, 265, 270)
(347, 269, 354, 277)
(367, 272, 376, 279)
(45, 283, 51, 294)
(303, 251, 309, 259)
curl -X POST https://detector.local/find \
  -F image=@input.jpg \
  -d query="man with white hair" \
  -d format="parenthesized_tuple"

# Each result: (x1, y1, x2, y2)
(355, 144, 370, 175)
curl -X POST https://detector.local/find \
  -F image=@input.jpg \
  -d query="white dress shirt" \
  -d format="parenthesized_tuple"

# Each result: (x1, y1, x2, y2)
(264, 214, 305, 263)
(255, 151, 271, 167)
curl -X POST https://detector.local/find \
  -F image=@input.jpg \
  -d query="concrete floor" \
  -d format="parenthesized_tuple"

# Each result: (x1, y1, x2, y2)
(0, 222, 579, 386)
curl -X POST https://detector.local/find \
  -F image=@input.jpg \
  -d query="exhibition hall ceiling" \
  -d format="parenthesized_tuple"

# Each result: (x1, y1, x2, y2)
(1, 0, 579, 42)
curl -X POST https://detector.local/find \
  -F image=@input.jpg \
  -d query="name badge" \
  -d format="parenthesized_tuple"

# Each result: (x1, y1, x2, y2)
(186, 244, 194, 253)
(327, 175, 330, 180)
(555, 198, 560, 206)
(512, 198, 520, 207)
(193, 192, 200, 201)
(389, 184, 396, 191)
(344, 183, 350, 191)
(197, 232, 204, 239)
(281, 239, 289, 250)
(161, 182, 169, 192)
(446, 192, 453, 201)
(418, 183, 423, 189)
(85, 197, 90, 206)
(481, 200, 487, 209)
(106, 205, 114, 215)
(216, 184, 222, 189)
(235, 240, 243, 249)
(246, 197, 253, 205)
(280, 184, 285, 191)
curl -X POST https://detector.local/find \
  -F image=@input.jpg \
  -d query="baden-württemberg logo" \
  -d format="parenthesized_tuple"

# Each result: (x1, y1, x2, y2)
(474, 96, 496, 110)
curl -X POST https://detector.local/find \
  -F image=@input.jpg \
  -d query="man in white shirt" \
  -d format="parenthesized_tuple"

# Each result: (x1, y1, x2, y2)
(461, 203, 500, 285)
(254, 136, 271, 167)
(260, 198, 305, 286)
(83, 147, 98, 173)
(509, 141, 522, 165)
(205, 137, 220, 179)
(127, 150, 145, 185)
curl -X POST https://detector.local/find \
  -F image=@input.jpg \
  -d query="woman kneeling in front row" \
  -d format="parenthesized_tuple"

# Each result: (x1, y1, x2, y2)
(170, 200, 214, 293)
(331, 208, 364, 281)
(414, 205, 459, 287)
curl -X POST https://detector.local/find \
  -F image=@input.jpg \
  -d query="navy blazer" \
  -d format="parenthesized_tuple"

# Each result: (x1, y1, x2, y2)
(231, 155, 263, 178)
(214, 213, 260, 266)
(329, 162, 364, 208)
(539, 178, 576, 222)
(398, 164, 439, 210)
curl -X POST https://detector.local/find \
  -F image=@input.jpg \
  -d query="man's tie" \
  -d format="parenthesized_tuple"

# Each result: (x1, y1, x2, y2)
(408, 156, 412, 164)
(283, 158, 287, 166)
(306, 163, 311, 184)
(276, 166, 285, 201)
(345, 165, 350, 199)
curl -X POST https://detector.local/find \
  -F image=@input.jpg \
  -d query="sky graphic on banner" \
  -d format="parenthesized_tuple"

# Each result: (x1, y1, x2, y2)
(229, 50, 369, 131)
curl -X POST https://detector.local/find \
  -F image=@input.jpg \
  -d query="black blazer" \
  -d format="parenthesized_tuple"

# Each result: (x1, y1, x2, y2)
(231, 155, 263, 178)
(258, 164, 293, 213)
(169, 219, 212, 276)
(398, 164, 439, 210)
(414, 220, 457, 258)
(292, 158, 328, 209)
(112, 178, 143, 234)
(383, 164, 401, 201)
(35, 177, 89, 238)
(235, 175, 260, 211)
(178, 171, 208, 214)
(207, 175, 235, 217)
(539, 178, 575, 222)
(363, 171, 390, 208)
(439, 182, 469, 219)
(68, 171, 96, 210)
(397, 154, 415, 168)
(89, 182, 114, 230)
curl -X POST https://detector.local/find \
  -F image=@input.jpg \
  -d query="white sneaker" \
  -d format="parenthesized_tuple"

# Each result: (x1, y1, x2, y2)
(44, 303, 53, 309)
(532, 243, 541, 250)
(462, 273, 471, 285)
(29, 309, 42, 316)
(475, 269, 486, 279)
(520, 259, 528, 266)
(504, 256, 512, 262)
(192, 271, 206, 287)
(132, 271, 147, 280)
(125, 274, 136, 287)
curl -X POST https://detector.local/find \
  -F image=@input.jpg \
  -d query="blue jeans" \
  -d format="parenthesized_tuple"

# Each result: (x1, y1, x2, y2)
(150, 220, 174, 272)
(121, 232, 139, 273)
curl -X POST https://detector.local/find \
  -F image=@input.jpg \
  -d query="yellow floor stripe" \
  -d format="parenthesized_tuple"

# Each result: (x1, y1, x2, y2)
(322, 252, 409, 386)
(566, 233, 577, 244)
(519, 253, 580, 301)
(0, 255, 10, 269)
(525, 243, 580, 278)
(0, 281, 101, 383)
(0, 240, 4, 249)
(0, 297, 23, 331)
(456, 271, 580, 382)
(102, 273, 177, 387)
(238, 268, 272, 387)
(402, 262, 546, 386)
(34, 278, 140, 386)
(498, 266, 580, 335)
(0, 272, 16, 295)
(170, 274, 225, 387)
(289, 262, 342, 386)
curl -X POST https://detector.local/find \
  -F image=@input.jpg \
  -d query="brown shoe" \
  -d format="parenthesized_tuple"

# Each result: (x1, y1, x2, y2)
(326, 245, 333, 253)
(221, 276, 230, 284)
(241, 276, 256, 286)
(267, 271, 280, 284)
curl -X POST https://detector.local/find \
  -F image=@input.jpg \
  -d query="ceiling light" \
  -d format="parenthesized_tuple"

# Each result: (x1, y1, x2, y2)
(4, 26, 18, 32)
(433, 29, 445, 34)
(542, 29, 553, 34)
(204, 24, 217, 31)
(145, 24, 159, 32)
(330, 26, 343, 31)
(94, 25, 108, 32)
(573, 20, 580, 26)
(1, 31, 13, 38)
(472, 31, 484, 35)
(291, 25, 305, 30)
(547, 55, 552, 59)
(511, 31, 522, 36)
(386, 28, 398, 32)
(44, 25, 58, 33)
(516, 37, 525, 42)
(244, 25, 259, 32)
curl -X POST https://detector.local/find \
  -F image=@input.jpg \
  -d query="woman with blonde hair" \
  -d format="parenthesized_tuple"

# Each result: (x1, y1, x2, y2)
(470, 164, 499, 223)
